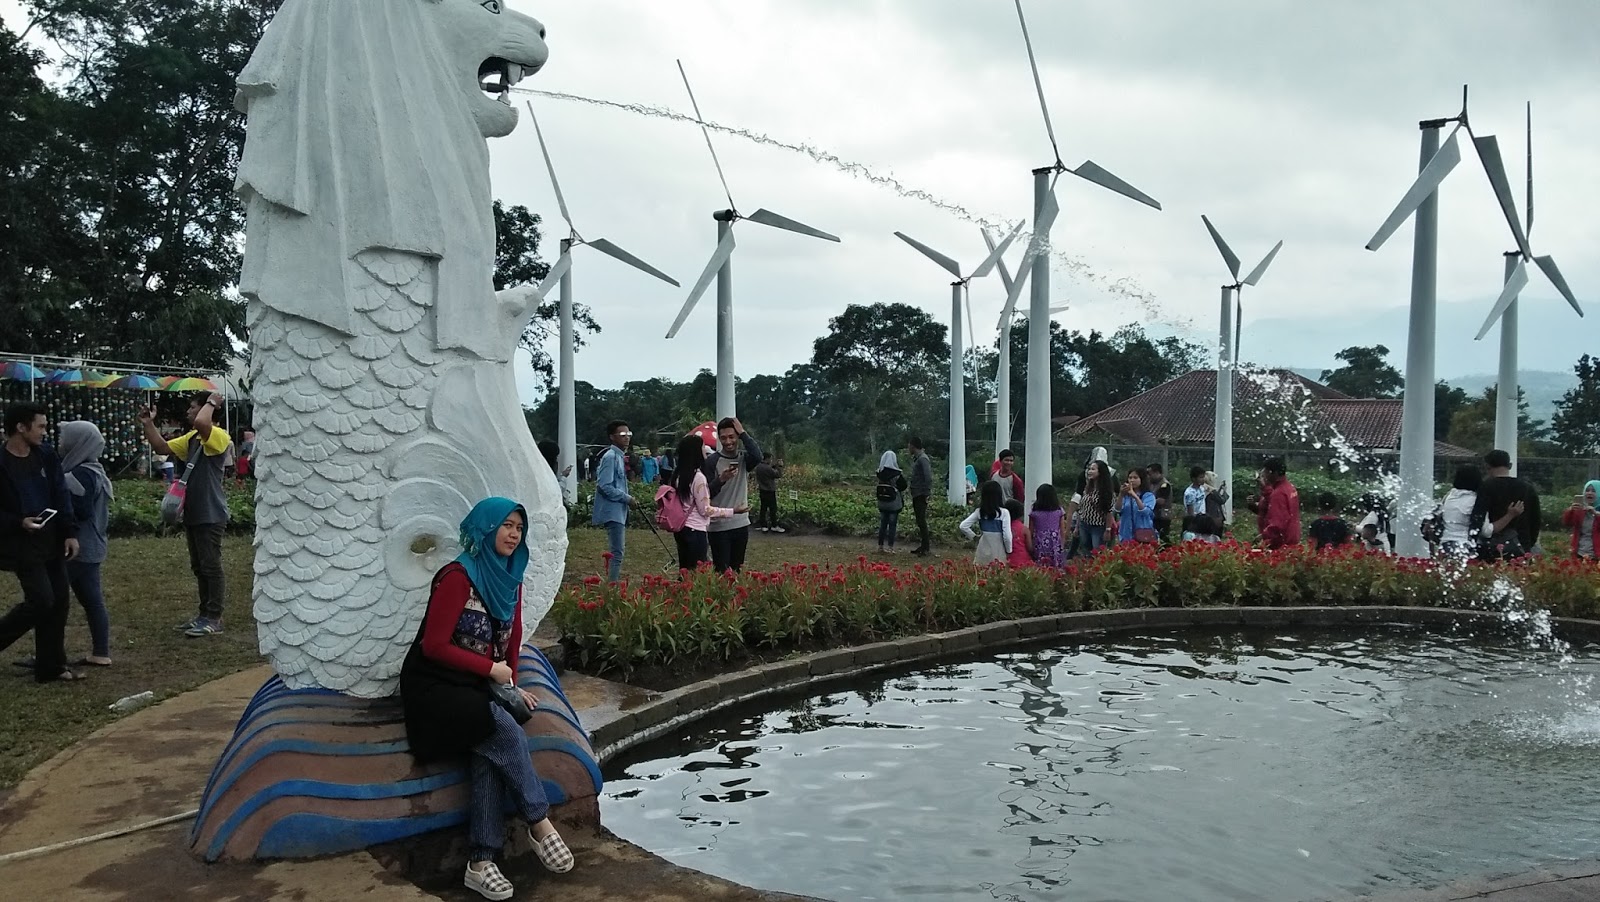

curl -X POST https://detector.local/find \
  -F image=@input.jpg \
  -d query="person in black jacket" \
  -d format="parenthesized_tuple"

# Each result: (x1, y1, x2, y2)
(0, 402, 84, 683)
(1470, 449, 1541, 560)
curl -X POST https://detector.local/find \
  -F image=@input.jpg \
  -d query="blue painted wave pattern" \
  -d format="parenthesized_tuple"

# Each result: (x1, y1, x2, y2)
(189, 646, 601, 861)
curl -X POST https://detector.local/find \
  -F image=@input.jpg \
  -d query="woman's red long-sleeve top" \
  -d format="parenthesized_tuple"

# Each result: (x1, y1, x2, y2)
(418, 565, 522, 678)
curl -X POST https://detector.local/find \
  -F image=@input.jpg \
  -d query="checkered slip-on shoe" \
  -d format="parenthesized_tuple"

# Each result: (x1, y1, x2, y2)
(531, 830, 574, 873)
(463, 861, 514, 901)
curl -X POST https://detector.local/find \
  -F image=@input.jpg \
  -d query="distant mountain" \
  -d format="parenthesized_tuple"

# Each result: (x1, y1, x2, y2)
(1445, 370, 1576, 424)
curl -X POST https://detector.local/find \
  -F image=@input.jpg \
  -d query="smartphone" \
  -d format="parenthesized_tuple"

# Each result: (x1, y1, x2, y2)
(36, 508, 58, 526)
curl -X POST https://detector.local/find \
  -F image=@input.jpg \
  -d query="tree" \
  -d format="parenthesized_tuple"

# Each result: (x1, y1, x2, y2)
(1447, 386, 1551, 456)
(1321, 345, 1402, 398)
(1435, 381, 1469, 443)
(492, 200, 599, 394)
(1550, 354, 1600, 456)
(811, 303, 950, 457)
(4, 2, 278, 369)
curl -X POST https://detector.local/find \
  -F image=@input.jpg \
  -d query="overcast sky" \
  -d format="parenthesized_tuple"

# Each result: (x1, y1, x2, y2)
(7, 1, 1598, 404)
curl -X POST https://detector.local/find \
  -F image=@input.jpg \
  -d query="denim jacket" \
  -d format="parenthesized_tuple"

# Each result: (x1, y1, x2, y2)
(591, 445, 630, 526)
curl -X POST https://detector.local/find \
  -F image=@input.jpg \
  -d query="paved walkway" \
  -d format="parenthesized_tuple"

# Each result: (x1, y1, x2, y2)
(0, 659, 1593, 901)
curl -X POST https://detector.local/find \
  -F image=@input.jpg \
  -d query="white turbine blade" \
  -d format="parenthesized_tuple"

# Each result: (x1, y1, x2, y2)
(586, 238, 680, 287)
(1012, 0, 1060, 163)
(1048, 304, 1069, 314)
(970, 220, 1025, 279)
(1474, 257, 1530, 341)
(747, 208, 841, 242)
(1366, 127, 1462, 251)
(534, 252, 572, 300)
(676, 59, 736, 210)
(893, 231, 962, 279)
(1071, 160, 1162, 210)
(1200, 215, 1241, 280)
(1471, 133, 1533, 259)
(996, 264, 1032, 332)
(1525, 101, 1534, 241)
(1533, 255, 1583, 317)
(665, 229, 736, 339)
(995, 190, 1057, 329)
(982, 227, 1017, 296)
(525, 102, 574, 232)
(1242, 240, 1284, 287)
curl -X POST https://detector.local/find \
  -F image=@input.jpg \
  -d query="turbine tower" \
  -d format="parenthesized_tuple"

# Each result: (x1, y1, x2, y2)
(666, 61, 840, 420)
(1470, 102, 1584, 473)
(1006, 0, 1162, 500)
(1365, 86, 1527, 556)
(527, 103, 679, 503)
(894, 224, 1024, 504)
(1199, 215, 1283, 521)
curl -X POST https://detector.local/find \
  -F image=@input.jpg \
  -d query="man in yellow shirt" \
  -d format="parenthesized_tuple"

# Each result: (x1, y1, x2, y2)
(140, 392, 232, 637)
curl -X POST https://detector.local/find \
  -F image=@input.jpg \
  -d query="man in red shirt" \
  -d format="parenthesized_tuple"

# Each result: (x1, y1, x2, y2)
(989, 450, 1026, 506)
(1257, 457, 1300, 549)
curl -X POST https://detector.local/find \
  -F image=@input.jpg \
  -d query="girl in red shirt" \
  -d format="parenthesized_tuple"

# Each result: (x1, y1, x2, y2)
(400, 497, 574, 899)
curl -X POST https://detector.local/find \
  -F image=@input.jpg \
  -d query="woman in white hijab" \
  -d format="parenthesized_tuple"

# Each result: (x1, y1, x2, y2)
(58, 421, 113, 666)
(875, 451, 909, 554)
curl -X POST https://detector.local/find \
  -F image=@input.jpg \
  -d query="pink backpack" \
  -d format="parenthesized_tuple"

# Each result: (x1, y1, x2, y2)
(654, 484, 688, 533)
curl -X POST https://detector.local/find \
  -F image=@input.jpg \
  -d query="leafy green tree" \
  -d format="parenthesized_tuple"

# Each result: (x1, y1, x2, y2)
(811, 303, 950, 457)
(1550, 354, 1600, 456)
(1435, 381, 1469, 443)
(1321, 345, 1403, 398)
(1447, 386, 1551, 456)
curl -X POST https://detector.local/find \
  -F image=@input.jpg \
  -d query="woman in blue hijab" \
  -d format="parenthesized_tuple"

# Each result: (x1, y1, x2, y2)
(400, 498, 575, 899)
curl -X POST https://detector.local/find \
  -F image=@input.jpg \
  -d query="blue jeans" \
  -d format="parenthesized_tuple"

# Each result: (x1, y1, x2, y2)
(468, 704, 550, 862)
(1076, 522, 1107, 557)
(67, 560, 110, 658)
(878, 509, 900, 548)
(603, 521, 625, 582)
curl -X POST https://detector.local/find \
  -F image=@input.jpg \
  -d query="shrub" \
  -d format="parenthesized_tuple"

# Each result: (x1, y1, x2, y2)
(550, 543, 1600, 678)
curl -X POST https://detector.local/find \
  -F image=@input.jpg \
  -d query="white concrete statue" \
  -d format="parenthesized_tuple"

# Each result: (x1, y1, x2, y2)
(235, 0, 560, 697)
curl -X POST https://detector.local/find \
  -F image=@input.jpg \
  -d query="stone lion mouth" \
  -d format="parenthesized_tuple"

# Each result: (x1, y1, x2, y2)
(478, 57, 527, 104)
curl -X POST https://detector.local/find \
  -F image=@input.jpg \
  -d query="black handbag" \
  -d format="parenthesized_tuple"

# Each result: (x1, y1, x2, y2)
(488, 680, 533, 724)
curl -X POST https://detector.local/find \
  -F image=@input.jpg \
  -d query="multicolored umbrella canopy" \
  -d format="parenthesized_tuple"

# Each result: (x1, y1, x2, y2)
(157, 375, 182, 389)
(110, 374, 162, 390)
(47, 368, 84, 384)
(1, 361, 47, 381)
(90, 373, 123, 388)
(166, 376, 218, 392)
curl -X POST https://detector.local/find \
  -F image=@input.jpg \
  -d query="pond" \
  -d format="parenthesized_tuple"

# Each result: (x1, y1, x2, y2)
(601, 626, 1600, 902)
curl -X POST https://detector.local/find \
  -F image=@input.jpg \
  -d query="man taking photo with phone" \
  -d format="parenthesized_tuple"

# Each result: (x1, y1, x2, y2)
(0, 402, 83, 684)
(702, 417, 762, 573)
(140, 392, 232, 637)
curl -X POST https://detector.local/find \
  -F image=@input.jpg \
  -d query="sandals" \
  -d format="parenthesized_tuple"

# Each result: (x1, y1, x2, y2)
(463, 860, 514, 901)
(530, 828, 574, 873)
(76, 657, 113, 667)
(40, 669, 88, 684)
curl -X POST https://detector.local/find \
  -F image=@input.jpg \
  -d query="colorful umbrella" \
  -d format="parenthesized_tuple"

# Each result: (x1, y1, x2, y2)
(688, 421, 719, 449)
(78, 369, 110, 386)
(1, 361, 46, 381)
(90, 373, 124, 388)
(48, 369, 85, 384)
(157, 375, 182, 389)
(166, 376, 218, 392)
(110, 374, 162, 390)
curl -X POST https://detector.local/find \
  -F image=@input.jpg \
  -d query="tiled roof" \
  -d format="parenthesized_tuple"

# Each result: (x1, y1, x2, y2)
(1059, 370, 1475, 455)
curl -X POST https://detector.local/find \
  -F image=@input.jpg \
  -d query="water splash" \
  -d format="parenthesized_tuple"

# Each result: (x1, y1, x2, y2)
(513, 86, 1192, 338)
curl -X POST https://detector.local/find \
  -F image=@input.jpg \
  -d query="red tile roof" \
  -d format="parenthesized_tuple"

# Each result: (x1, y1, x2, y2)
(1059, 369, 1475, 456)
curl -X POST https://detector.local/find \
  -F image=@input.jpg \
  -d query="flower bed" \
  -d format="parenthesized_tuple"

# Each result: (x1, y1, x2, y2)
(550, 543, 1600, 679)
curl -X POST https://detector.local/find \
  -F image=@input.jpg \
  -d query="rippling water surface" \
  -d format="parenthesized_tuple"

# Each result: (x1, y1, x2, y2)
(601, 627, 1600, 902)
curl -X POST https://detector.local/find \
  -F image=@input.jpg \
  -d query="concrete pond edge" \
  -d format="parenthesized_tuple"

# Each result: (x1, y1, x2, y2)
(587, 604, 1600, 765)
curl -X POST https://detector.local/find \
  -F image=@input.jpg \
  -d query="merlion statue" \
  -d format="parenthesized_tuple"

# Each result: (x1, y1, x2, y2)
(190, 0, 602, 862)
(237, 0, 563, 698)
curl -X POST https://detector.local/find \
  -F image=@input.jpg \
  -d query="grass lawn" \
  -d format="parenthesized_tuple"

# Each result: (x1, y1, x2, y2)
(0, 525, 920, 791)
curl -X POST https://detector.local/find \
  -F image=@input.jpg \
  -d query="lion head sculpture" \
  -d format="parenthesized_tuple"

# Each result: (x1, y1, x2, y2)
(234, 0, 548, 362)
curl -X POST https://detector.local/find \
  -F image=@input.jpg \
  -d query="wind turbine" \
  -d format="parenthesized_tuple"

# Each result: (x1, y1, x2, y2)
(894, 224, 1024, 504)
(526, 102, 680, 504)
(1470, 102, 1584, 473)
(1199, 216, 1282, 522)
(1004, 0, 1163, 500)
(1364, 85, 1527, 556)
(984, 225, 1068, 460)
(665, 60, 840, 420)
